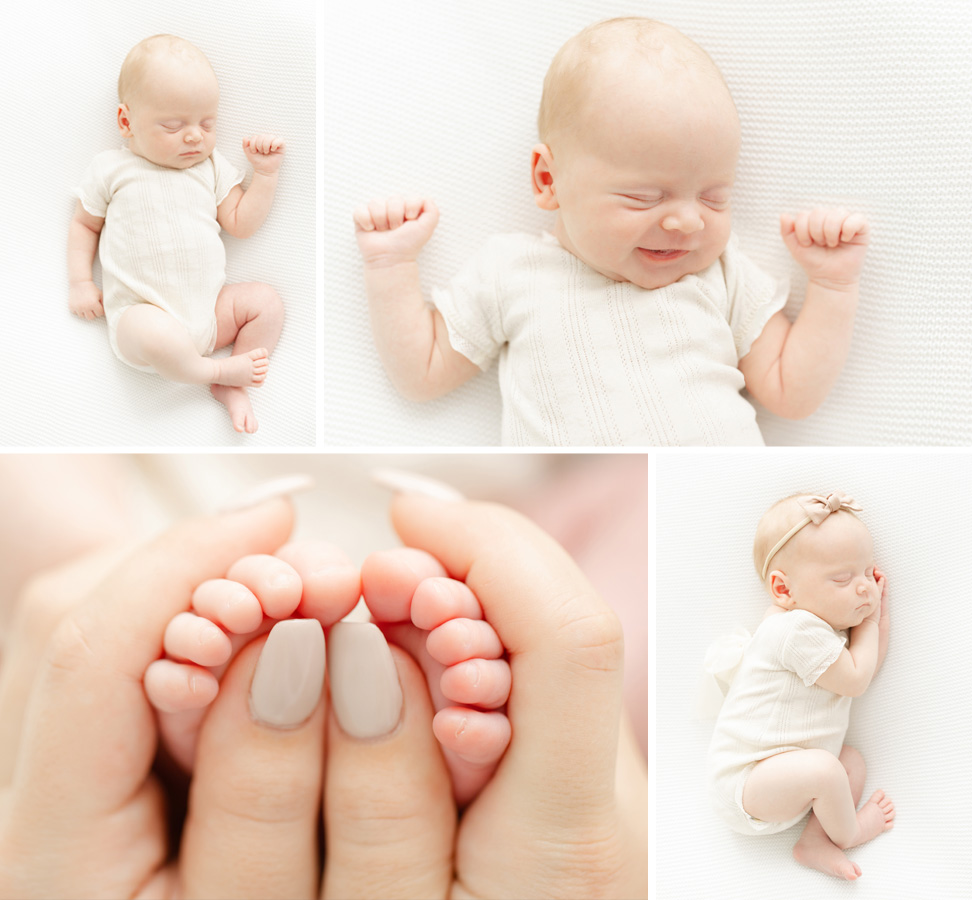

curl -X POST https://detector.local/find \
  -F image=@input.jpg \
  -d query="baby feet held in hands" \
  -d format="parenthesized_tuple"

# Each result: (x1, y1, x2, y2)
(780, 208, 869, 291)
(143, 542, 360, 771)
(243, 134, 286, 175)
(353, 196, 440, 267)
(361, 548, 511, 806)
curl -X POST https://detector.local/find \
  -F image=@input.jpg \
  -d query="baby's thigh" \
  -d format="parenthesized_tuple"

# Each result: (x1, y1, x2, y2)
(743, 749, 844, 821)
(213, 282, 283, 349)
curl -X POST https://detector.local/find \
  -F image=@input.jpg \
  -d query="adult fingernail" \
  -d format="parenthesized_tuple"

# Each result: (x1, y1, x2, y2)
(220, 474, 316, 513)
(370, 467, 464, 502)
(249, 619, 325, 728)
(327, 622, 403, 739)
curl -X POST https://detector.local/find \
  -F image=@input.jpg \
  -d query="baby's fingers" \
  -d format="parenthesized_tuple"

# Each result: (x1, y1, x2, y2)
(840, 212, 869, 243)
(144, 659, 219, 713)
(386, 196, 407, 229)
(822, 209, 849, 247)
(793, 210, 813, 247)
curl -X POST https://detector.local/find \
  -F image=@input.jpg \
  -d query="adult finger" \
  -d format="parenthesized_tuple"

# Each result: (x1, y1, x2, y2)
(7, 496, 295, 828)
(389, 496, 625, 820)
(180, 619, 326, 899)
(322, 622, 455, 900)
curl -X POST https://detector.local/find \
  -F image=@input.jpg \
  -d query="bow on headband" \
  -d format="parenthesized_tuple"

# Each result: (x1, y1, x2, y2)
(760, 492, 862, 580)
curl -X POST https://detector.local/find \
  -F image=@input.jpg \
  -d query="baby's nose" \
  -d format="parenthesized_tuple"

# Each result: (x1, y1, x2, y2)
(185, 128, 202, 142)
(661, 212, 705, 234)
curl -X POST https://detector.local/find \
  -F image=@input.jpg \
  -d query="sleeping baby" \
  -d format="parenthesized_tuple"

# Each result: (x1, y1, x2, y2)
(354, 17, 870, 446)
(707, 492, 893, 881)
(68, 34, 285, 434)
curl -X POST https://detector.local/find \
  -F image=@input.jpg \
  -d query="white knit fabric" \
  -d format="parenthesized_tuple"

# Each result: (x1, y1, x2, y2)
(431, 232, 786, 446)
(657, 451, 972, 898)
(323, 0, 972, 446)
(708, 609, 851, 836)
(77, 148, 243, 369)
(2, 0, 315, 447)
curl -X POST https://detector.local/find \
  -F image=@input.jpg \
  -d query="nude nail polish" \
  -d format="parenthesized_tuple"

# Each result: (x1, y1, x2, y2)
(327, 622, 403, 739)
(221, 473, 315, 513)
(249, 619, 325, 728)
(370, 467, 465, 502)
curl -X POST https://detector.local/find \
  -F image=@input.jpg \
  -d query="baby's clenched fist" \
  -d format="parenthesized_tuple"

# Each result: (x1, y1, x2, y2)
(353, 197, 440, 267)
(69, 280, 104, 320)
(780, 208, 869, 291)
(243, 134, 286, 175)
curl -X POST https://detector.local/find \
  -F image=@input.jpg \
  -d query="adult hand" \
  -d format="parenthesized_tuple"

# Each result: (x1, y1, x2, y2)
(371, 493, 650, 899)
(0, 495, 297, 898)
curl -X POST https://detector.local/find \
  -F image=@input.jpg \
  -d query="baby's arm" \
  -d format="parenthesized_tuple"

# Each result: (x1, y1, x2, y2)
(67, 201, 105, 319)
(217, 135, 285, 239)
(354, 198, 479, 402)
(738, 209, 869, 419)
(815, 582, 885, 698)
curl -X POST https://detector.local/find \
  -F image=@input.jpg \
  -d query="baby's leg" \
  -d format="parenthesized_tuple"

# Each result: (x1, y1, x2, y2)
(144, 542, 359, 771)
(115, 304, 267, 388)
(743, 748, 894, 850)
(209, 283, 284, 434)
(361, 549, 511, 806)
(792, 746, 867, 880)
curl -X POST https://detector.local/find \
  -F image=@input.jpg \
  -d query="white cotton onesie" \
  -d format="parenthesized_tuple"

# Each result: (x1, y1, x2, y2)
(76, 147, 243, 372)
(431, 231, 788, 446)
(707, 609, 851, 836)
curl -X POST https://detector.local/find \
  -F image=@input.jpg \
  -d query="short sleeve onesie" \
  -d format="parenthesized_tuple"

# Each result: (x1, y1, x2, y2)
(707, 609, 851, 835)
(430, 232, 788, 446)
(76, 147, 243, 370)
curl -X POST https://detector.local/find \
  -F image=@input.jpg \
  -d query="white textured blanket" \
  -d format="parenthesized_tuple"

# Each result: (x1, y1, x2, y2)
(323, 0, 972, 446)
(2, 0, 315, 446)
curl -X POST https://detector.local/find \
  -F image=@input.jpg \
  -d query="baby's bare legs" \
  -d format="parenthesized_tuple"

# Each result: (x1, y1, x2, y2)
(116, 304, 269, 388)
(209, 282, 284, 434)
(743, 748, 894, 853)
(792, 746, 867, 880)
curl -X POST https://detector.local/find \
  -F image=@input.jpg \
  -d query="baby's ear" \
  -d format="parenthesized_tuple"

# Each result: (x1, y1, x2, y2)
(117, 104, 133, 138)
(530, 144, 559, 211)
(768, 570, 795, 609)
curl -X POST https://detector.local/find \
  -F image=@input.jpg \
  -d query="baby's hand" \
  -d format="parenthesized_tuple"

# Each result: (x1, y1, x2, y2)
(243, 134, 286, 175)
(780, 208, 869, 291)
(69, 280, 104, 320)
(353, 197, 440, 268)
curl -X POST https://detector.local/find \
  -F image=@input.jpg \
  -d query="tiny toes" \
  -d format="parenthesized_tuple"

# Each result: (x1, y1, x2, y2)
(411, 577, 483, 630)
(192, 578, 264, 633)
(163, 611, 232, 666)
(144, 659, 219, 713)
(226, 554, 303, 619)
(440, 658, 511, 708)
(432, 707, 512, 766)
(426, 617, 503, 665)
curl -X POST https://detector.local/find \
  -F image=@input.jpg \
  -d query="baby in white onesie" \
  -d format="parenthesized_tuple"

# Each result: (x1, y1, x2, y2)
(68, 34, 286, 434)
(354, 17, 871, 446)
(707, 492, 893, 881)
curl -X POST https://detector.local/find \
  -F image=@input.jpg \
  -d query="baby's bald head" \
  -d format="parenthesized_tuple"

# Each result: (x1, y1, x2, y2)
(537, 18, 736, 154)
(118, 34, 217, 106)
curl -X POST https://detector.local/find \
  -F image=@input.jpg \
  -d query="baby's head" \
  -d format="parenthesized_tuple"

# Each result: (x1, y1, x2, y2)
(532, 18, 739, 290)
(117, 35, 220, 170)
(754, 492, 879, 631)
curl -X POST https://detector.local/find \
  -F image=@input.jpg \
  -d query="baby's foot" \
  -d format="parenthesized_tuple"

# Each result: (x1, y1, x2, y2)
(211, 384, 258, 433)
(792, 827, 862, 881)
(361, 548, 512, 806)
(144, 542, 360, 771)
(210, 348, 269, 388)
(841, 790, 895, 849)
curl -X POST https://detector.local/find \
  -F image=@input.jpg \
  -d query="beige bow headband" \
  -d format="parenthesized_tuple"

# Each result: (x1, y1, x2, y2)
(760, 492, 863, 580)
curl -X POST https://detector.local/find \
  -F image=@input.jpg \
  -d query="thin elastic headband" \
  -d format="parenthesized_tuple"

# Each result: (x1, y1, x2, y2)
(760, 492, 862, 580)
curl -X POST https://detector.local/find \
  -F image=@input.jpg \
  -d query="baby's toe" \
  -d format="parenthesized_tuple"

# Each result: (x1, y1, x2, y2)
(411, 577, 482, 630)
(440, 658, 511, 709)
(432, 707, 511, 766)
(164, 611, 232, 666)
(275, 540, 361, 625)
(144, 659, 219, 714)
(426, 617, 503, 665)
(226, 554, 303, 620)
(192, 578, 264, 633)
(361, 548, 446, 622)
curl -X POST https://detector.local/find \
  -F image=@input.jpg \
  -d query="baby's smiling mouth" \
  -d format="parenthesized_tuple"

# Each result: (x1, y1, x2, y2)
(638, 248, 689, 262)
